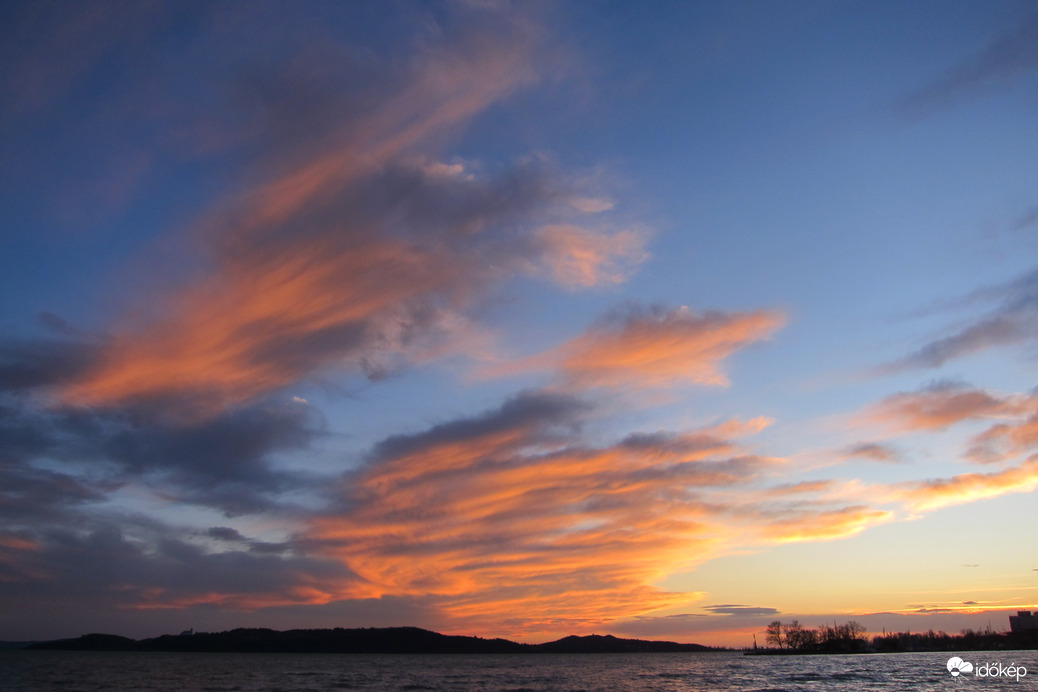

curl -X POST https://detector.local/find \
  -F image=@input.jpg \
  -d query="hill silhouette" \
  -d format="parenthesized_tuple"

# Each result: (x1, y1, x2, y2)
(27, 627, 715, 654)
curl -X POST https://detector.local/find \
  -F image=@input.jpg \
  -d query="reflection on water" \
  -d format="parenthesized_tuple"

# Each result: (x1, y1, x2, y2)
(2, 649, 1035, 691)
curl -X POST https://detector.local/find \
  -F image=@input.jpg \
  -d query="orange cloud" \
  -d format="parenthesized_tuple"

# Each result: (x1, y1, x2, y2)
(60, 238, 467, 417)
(307, 393, 773, 633)
(898, 456, 1038, 511)
(967, 405, 1038, 463)
(758, 506, 894, 543)
(0, 534, 38, 552)
(759, 480, 836, 497)
(487, 305, 784, 390)
(50, 14, 628, 420)
(124, 585, 345, 612)
(556, 306, 783, 389)
(866, 382, 1024, 432)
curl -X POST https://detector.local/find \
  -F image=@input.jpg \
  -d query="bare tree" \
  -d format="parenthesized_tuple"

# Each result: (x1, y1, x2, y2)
(765, 620, 784, 649)
(784, 620, 805, 650)
(846, 621, 867, 641)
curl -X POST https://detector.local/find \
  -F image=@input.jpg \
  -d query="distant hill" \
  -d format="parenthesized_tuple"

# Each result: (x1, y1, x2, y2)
(28, 633, 137, 651)
(27, 627, 717, 654)
(535, 633, 711, 653)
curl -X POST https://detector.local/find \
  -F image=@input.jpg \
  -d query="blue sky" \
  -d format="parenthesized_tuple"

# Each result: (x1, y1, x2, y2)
(1, 0, 1036, 645)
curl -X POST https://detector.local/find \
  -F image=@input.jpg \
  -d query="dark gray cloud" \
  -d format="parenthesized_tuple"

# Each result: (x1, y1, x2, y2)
(189, 156, 577, 396)
(703, 604, 781, 616)
(890, 316, 1026, 371)
(898, 11, 1038, 116)
(0, 337, 326, 517)
(36, 311, 88, 338)
(368, 390, 590, 466)
(99, 401, 322, 514)
(0, 515, 360, 639)
(0, 2, 659, 638)
(882, 267, 1038, 372)
(619, 430, 733, 457)
(304, 157, 565, 248)
(207, 526, 246, 542)
(0, 338, 97, 390)
(610, 455, 765, 489)
(0, 403, 61, 463)
(0, 461, 108, 529)
(103, 404, 315, 479)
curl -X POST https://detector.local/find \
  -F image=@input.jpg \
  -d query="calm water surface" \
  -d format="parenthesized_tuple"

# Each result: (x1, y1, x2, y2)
(2, 650, 1036, 691)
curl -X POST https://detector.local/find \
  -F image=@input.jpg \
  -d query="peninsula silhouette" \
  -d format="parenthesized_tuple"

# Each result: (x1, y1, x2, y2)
(26, 627, 718, 654)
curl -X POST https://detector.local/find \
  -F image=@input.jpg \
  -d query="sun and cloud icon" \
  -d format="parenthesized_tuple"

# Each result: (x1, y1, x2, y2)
(947, 657, 974, 677)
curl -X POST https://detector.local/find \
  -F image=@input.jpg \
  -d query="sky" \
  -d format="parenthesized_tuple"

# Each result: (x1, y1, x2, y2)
(1, 0, 1037, 647)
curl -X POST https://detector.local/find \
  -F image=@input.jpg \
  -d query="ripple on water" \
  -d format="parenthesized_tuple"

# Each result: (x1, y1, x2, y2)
(3, 649, 1033, 691)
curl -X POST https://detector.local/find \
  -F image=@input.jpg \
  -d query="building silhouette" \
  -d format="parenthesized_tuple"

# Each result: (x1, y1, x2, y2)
(1009, 611, 1036, 633)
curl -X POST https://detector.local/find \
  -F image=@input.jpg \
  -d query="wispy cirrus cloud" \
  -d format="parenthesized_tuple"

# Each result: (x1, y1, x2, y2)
(864, 381, 1024, 433)
(556, 305, 784, 390)
(841, 442, 900, 463)
(9, 1, 1036, 647)
(702, 604, 780, 616)
(307, 390, 782, 635)
(756, 506, 894, 544)
(0, 337, 99, 391)
(485, 304, 784, 390)
(859, 380, 1038, 466)
(41, 7, 647, 422)
(967, 409, 1038, 464)
(53, 18, 536, 416)
(297, 383, 933, 637)
(535, 224, 650, 288)
(0, 4, 659, 636)
(0, 0, 168, 119)
(881, 267, 1038, 373)
(814, 379, 1038, 514)
(896, 456, 1038, 512)
(898, 11, 1038, 117)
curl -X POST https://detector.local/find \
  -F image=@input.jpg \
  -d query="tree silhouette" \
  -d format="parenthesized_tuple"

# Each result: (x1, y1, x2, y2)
(765, 620, 784, 649)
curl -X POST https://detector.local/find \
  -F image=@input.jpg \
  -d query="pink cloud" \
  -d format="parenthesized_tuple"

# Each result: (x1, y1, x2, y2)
(967, 405, 1038, 463)
(866, 382, 1024, 432)
(536, 224, 649, 288)
(486, 304, 784, 391)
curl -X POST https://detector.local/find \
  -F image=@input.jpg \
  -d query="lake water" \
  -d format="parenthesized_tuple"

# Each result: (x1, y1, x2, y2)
(2, 649, 1035, 691)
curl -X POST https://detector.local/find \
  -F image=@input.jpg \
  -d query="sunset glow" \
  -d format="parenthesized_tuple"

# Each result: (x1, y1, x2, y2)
(1, 1, 1036, 647)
